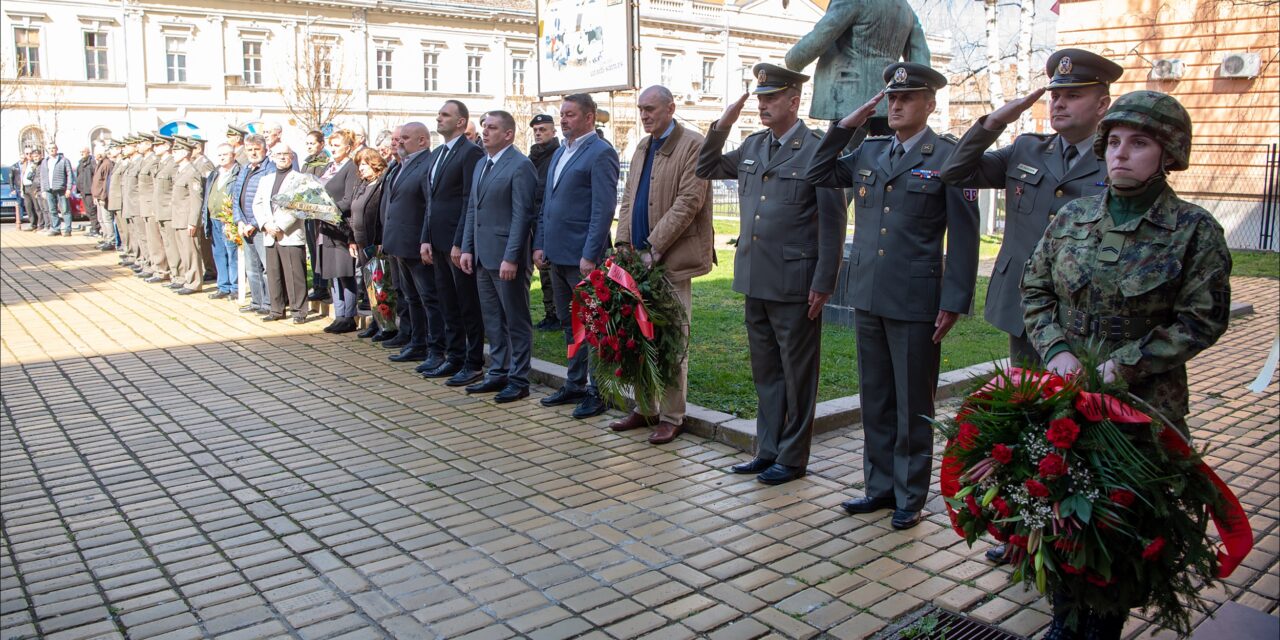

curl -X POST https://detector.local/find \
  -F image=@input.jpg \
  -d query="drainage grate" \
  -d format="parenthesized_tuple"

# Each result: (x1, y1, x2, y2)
(881, 605, 1027, 640)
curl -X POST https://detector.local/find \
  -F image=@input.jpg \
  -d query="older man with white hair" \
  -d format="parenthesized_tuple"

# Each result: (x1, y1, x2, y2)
(254, 142, 309, 322)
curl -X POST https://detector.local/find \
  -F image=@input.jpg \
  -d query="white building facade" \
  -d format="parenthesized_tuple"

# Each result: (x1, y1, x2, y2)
(1, 0, 950, 161)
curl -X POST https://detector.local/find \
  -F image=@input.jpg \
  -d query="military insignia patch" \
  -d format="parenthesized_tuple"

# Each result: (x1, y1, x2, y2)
(894, 67, 908, 84)
(858, 186, 867, 198)
(963, 188, 979, 202)
(1015, 185, 1024, 196)
(1059, 56, 1073, 75)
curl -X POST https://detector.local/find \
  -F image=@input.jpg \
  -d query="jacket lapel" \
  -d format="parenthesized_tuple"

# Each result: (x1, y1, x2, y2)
(551, 136, 595, 193)
(884, 129, 935, 183)
(763, 122, 805, 174)
(392, 152, 426, 202)
(1060, 135, 1101, 184)
(429, 144, 452, 195)
(1045, 136, 1066, 180)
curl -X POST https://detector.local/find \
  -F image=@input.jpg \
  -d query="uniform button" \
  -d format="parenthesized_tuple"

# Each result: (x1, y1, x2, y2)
(752, 235, 758, 240)
(761, 195, 766, 201)
(883, 206, 890, 213)
(886, 185, 893, 192)
(1021, 173, 1028, 179)
(763, 176, 769, 182)
(754, 215, 760, 220)
(880, 228, 887, 235)
(877, 249, 885, 256)
(1055, 189, 1064, 197)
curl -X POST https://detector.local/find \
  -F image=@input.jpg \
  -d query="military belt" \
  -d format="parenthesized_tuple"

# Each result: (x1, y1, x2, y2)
(1060, 306, 1165, 341)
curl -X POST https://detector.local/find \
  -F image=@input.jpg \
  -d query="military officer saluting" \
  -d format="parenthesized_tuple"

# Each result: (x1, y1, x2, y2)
(941, 48, 1123, 365)
(696, 63, 847, 486)
(807, 62, 980, 530)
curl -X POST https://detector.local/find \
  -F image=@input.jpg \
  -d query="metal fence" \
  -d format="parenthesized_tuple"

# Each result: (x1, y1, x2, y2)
(633, 141, 1280, 252)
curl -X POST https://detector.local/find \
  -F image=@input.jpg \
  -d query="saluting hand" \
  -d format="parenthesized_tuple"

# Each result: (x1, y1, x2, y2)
(716, 93, 751, 130)
(838, 91, 886, 130)
(984, 88, 1047, 130)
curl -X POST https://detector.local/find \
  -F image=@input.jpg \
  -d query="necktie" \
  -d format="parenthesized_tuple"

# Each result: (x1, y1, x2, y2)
(480, 159, 494, 185)
(890, 143, 905, 169)
(1064, 144, 1079, 170)
(767, 137, 781, 161)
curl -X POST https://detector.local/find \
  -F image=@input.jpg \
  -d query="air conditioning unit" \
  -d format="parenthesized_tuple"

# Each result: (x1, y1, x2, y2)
(224, 73, 242, 87)
(1149, 58, 1184, 81)
(1220, 52, 1261, 79)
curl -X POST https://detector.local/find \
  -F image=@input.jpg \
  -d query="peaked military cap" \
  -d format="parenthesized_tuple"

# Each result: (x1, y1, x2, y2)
(137, 133, 156, 144)
(226, 125, 247, 137)
(529, 113, 554, 127)
(1046, 48, 1123, 89)
(883, 62, 947, 93)
(752, 63, 809, 95)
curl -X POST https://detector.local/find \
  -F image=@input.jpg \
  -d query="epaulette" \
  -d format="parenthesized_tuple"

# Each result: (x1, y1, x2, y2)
(865, 134, 894, 141)
(745, 129, 770, 140)
(938, 133, 959, 144)
(1016, 132, 1054, 140)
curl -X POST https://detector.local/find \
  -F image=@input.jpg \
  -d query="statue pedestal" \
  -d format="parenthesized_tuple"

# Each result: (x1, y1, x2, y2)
(822, 239, 858, 327)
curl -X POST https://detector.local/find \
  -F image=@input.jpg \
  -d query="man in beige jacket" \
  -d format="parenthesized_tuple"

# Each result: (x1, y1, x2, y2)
(611, 85, 716, 444)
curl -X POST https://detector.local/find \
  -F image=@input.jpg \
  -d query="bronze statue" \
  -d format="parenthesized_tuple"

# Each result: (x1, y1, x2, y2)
(785, 0, 931, 133)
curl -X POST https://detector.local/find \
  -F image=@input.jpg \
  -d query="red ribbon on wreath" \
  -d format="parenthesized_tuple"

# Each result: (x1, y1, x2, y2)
(939, 368, 1253, 578)
(567, 261, 655, 359)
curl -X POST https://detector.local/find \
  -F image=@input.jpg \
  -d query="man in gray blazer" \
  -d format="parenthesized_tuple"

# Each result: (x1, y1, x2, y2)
(696, 64, 847, 486)
(807, 62, 980, 530)
(459, 111, 538, 404)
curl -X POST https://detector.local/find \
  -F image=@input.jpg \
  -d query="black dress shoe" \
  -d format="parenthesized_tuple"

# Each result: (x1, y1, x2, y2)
(356, 324, 379, 339)
(322, 320, 340, 333)
(209, 291, 231, 300)
(730, 458, 776, 474)
(329, 318, 357, 334)
(985, 545, 1010, 565)
(292, 316, 308, 324)
(176, 288, 197, 295)
(446, 368, 484, 387)
(494, 385, 530, 403)
(757, 463, 806, 486)
(465, 377, 508, 394)
(841, 496, 896, 515)
(535, 317, 562, 331)
(389, 347, 427, 362)
(261, 314, 284, 322)
(144, 275, 168, 283)
(424, 361, 462, 379)
(540, 387, 587, 407)
(137, 271, 153, 278)
(306, 290, 330, 302)
(891, 509, 923, 530)
(371, 330, 398, 343)
(415, 355, 446, 374)
(382, 334, 410, 349)
(166, 282, 183, 289)
(571, 394, 607, 419)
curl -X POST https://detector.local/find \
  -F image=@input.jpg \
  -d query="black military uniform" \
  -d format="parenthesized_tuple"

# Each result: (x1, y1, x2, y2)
(807, 62, 980, 529)
(940, 48, 1124, 363)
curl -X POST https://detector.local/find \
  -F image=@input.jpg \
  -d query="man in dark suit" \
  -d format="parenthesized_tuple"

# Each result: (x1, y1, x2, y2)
(379, 122, 445, 365)
(527, 114, 561, 331)
(420, 100, 487, 385)
(806, 62, 980, 530)
(532, 93, 620, 419)
(697, 64, 847, 486)
(459, 110, 538, 404)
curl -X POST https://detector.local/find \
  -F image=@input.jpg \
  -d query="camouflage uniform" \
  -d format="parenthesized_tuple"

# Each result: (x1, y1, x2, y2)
(1021, 91, 1232, 434)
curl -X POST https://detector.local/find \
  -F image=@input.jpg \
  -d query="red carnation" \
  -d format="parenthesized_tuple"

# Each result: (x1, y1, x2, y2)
(626, 339, 636, 350)
(376, 291, 388, 302)
(1025, 479, 1050, 498)
(597, 287, 612, 302)
(1109, 489, 1136, 508)
(956, 422, 980, 451)
(588, 270, 605, 286)
(376, 303, 391, 316)
(991, 497, 1010, 518)
(614, 367, 623, 377)
(986, 523, 1009, 542)
(1008, 534, 1028, 549)
(991, 444, 1013, 464)
(1047, 418, 1081, 449)
(621, 305, 633, 317)
(1142, 537, 1166, 561)
(1038, 453, 1067, 479)
(1054, 538, 1082, 553)
(371, 270, 384, 283)
(1085, 573, 1114, 587)
(1060, 562, 1086, 575)
(964, 494, 982, 517)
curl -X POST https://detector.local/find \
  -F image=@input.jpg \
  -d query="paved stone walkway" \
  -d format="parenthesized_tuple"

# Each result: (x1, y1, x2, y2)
(1, 226, 1276, 640)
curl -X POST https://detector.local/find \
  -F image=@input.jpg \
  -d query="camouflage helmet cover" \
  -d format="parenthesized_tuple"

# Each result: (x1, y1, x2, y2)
(1093, 90, 1193, 171)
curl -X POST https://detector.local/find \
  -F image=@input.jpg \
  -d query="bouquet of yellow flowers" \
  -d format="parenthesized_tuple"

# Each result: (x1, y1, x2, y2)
(215, 193, 242, 247)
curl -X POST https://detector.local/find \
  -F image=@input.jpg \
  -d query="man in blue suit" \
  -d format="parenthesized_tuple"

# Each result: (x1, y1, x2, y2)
(379, 122, 445, 365)
(532, 93, 620, 419)
(459, 110, 538, 404)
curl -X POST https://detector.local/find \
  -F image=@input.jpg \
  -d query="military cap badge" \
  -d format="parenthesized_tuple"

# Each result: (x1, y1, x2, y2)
(1058, 56, 1073, 75)
(894, 67, 908, 84)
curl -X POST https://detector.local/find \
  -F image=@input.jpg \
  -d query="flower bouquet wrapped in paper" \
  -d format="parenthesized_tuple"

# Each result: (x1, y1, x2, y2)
(270, 172, 342, 225)
(364, 252, 397, 330)
(215, 192, 242, 247)
(569, 246, 687, 410)
(936, 365, 1253, 636)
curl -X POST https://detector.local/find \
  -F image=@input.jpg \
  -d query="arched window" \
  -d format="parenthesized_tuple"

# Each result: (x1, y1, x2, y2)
(19, 126, 44, 151)
(89, 127, 113, 147)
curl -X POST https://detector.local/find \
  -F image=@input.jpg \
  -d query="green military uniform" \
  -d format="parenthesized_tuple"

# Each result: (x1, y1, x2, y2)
(123, 139, 150, 269)
(191, 143, 217, 279)
(107, 148, 130, 257)
(941, 49, 1124, 363)
(154, 142, 182, 281)
(137, 140, 168, 278)
(806, 62, 980, 515)
(170, 144, 206, 292)
(228, 125, 249, 166)
(1022, 91, 1232, 434)
(696, 64, 847, 473)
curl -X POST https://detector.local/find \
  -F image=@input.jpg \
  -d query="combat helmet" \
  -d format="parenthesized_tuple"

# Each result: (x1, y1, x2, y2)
(1093, 90, 1192, 171)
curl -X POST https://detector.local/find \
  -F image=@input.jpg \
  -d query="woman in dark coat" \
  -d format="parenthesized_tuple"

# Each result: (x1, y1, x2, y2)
(301, 130, 330, 299)
(350, 147, 388, 339)
(316, 129, 361, 333)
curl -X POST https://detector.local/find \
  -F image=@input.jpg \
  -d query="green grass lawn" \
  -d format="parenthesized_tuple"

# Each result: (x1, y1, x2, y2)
(531, 249, 1007, 418)
(1231, 250, 1279, 279)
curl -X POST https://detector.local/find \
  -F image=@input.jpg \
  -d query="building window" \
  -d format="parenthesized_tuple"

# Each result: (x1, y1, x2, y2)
(313, 42, 332, 89)
(19, 126, 44, 150)
(423, 51, 438, 92)
(467, 54, 482, 94)
(89, 127, 112, 147)
(165, 36, 187, 83)
(376, 48, 392, 90)
(84, 31, 109, 80)
(242, 40, 263, 86)
(14, 27, 40, 78)
(660, 54, 674, 87)
(511, 57, 526, 95)
(701, 58, 716, 95)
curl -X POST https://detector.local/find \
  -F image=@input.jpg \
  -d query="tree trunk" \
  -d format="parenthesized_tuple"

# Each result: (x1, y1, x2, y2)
(985, 0, 1003, 111)
(1016, 0, 1035, 135)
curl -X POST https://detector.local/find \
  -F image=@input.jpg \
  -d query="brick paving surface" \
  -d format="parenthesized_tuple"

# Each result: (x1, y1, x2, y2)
(1, 226, 1276, 640)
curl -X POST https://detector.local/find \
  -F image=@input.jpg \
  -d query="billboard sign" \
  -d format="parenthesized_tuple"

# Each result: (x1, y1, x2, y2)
(536, 0, 637, 96)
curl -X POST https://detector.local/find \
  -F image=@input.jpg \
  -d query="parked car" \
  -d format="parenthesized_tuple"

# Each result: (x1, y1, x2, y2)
(0, 166, 17, 223)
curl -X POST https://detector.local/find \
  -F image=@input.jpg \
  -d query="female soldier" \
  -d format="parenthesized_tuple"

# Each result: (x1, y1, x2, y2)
(1022, 91, 1233, 638)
